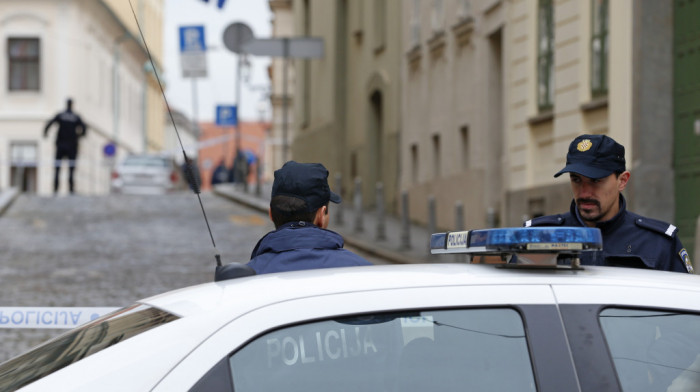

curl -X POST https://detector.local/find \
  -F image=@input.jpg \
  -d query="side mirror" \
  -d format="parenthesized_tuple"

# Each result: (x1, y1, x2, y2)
(215, 262, 256, 282)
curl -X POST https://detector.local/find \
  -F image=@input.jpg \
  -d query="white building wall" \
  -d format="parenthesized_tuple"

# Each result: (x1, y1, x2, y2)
(0, 0, 155, 195)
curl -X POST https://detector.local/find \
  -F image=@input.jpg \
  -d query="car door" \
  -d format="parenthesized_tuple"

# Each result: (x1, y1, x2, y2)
(154, 284, 580, 392)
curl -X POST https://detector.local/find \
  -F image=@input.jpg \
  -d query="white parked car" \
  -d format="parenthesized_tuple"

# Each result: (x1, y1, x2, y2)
(110, 154, 184, 195)
(1, 228, 699, 392)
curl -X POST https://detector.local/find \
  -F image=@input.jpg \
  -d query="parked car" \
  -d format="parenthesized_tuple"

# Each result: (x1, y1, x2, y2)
(110, 154, 184, 195)
(1, 228, 699, 392)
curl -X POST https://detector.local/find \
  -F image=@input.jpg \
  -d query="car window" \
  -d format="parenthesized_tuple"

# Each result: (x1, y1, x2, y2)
(229, 308, 536, 392)
(599, 308, 700, 392)
(123, 156, 169, 167)
(0, 304, 178, 391)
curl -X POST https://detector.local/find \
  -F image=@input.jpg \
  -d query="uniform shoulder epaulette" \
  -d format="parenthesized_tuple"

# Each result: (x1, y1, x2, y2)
(634, 216, 677, 238)
(524, 214, 566, 227)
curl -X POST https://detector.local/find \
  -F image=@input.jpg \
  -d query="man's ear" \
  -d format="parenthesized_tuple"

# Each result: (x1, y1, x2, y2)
(268, 208, 273, 222)
(618, 171, 631, 191)
(313, 206, 326, 227)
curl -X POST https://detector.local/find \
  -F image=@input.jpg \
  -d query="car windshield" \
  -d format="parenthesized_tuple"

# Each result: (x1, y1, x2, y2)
(122, 156, 170, 167)
(0, 304, 178, 391)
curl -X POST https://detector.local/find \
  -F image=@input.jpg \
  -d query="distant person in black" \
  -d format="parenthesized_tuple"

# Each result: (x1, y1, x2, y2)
(44, 98, 87, 194)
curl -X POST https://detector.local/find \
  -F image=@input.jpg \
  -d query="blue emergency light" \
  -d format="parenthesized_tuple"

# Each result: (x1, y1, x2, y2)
(430, 227, 602, 255)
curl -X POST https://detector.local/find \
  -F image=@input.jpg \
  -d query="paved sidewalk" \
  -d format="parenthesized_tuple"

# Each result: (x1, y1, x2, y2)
(213, 183, 441, 265)
(0, 187, 20, 217)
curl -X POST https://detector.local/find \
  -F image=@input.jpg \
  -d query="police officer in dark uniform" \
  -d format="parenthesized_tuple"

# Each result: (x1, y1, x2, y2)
(524, 134, 692, 273)
(44, 98, 87, 194)
(248, 161, 371, 274)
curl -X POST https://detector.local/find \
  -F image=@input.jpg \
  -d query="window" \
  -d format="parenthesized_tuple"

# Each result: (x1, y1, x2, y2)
(8, 38, 40, 91)
(229, 308, 536, 391)
(431, 0, 444, 33)
(591, 0, 608, 97)
(537, 0, 554, 111)
(599, 308, 700, 391)
(410, 0, 421, 47)
(458, 0, 471, 19)
(373, 0, 386, 51)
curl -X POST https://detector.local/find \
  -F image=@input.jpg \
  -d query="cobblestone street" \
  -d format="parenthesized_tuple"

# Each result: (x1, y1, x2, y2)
(0, 192, 273, 362)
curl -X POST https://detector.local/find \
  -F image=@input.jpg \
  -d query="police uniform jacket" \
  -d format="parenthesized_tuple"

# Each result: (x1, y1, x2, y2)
(248, 221, 371, 274)
(525, 195, 692, 272)
(44, 110, 87, 147)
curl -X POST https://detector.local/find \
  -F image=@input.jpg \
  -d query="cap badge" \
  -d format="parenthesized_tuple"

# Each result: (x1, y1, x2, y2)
(577, 139, 592, 152)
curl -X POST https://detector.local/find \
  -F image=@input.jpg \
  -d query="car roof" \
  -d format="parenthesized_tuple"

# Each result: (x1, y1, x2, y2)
(141, 263, 700, 320)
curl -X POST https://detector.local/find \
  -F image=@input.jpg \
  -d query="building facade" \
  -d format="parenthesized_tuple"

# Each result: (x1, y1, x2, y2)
(0, 0, 165, 195)
(267, 0, 294, 179)
(288, 0, 699, 261)
(290, 0, 402, 212)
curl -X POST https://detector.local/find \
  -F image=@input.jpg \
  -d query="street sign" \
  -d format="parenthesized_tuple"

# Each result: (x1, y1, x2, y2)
(243, 37, 324, 58)
(216, 105, 238, 126)
(103, 142, 116, 158)
(223, 22, 254, 54)
(179, 25, 208, 78)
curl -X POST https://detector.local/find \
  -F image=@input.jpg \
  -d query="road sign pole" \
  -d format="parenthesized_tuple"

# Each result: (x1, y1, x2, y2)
(236, 53, 242, 156)
(191, 77, 199, 152)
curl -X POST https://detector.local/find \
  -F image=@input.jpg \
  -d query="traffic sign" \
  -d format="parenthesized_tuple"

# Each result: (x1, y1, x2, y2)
(243, 37, 324, 58)
(216, 105, 238, 126)
(179, 25, 208, 78)
(223, 22, 254, 54)
(103, 142, 116, 158)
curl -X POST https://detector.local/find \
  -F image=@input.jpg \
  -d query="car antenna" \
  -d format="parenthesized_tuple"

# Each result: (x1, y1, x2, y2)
(128, 0, 222, 268)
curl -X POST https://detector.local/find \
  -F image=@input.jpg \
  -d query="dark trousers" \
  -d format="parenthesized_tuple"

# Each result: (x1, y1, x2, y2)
(54, 144, 78, 193)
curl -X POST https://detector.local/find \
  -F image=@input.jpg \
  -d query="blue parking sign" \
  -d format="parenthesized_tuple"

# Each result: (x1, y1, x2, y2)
(216, 105, 237, 126)
(179, 26, 206, 53)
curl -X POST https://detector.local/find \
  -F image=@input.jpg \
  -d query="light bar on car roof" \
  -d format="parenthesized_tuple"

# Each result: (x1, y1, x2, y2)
(430, 227, 602, 255)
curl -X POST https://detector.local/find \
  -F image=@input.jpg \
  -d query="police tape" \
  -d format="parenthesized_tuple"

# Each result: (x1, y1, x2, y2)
(0, 307, 119, 329)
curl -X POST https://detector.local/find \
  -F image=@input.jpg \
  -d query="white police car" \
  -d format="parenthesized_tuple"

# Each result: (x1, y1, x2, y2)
(1, 228, 700, 392)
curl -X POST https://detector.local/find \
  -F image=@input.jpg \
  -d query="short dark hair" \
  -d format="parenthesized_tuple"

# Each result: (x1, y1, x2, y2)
(270, 195, 328, 228)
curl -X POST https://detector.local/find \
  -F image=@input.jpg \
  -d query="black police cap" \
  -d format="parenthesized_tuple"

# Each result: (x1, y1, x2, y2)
(271, 161, 341, 212)
(554, 134, 626, 179)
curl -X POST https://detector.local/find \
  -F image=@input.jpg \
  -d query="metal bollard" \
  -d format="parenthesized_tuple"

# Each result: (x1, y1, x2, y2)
(427, 196, 436, 254)
(335, 173, 344, 226)
(400, 191, 411, 249)
(487, 207, 498, 228)
(255, 163, 262, 197)
(353, 178, 363, 233)
(376, 182, 386, 241)
(455, 201, 467, 263)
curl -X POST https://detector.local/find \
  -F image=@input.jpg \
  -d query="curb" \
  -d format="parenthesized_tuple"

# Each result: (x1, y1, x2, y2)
(0, 187, 20, 217)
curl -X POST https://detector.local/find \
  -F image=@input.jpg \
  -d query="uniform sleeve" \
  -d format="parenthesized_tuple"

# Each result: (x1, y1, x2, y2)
(44, 115, 58, 136)
(77, 116, 87, 137)
(671, 237, 694, 273)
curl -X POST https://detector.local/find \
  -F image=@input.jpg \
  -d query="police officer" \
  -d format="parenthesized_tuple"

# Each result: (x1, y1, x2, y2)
(524, 134, 692, 273)
(248, 161, 371, 274)
(44, 98, 87, 194)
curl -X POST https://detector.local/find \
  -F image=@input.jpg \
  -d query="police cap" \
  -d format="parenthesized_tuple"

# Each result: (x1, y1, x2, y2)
(554, 134, 626, 179)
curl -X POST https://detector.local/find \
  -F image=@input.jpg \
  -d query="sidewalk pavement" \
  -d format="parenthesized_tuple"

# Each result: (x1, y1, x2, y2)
(0, 187, 20, 217)
(213, 183, 441, 265)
